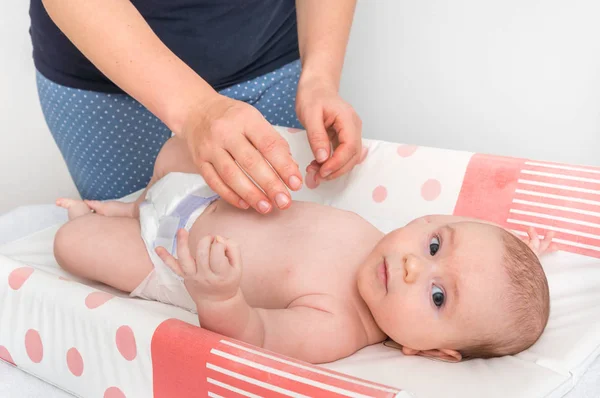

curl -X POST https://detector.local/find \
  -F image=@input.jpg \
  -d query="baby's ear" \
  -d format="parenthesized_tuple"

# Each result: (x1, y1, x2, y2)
(402, 347, 462, 363)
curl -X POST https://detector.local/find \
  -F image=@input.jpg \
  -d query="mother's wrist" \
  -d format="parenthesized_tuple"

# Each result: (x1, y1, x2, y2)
(299, 58, 342, 92)
(168, 89, 222, 139)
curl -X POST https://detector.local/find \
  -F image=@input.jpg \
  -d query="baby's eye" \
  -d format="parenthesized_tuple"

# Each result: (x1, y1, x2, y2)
(432, 285, 445, 308)
(429, 235, 440, 256)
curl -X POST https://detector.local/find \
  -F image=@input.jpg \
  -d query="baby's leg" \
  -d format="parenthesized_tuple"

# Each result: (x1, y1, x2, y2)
(54, 213, 152, 292)
(78, 136, 196, 218)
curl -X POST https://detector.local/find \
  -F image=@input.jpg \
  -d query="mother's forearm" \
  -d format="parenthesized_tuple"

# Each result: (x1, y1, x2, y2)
(296, 0, 357, 90)
(42, 0, 217, 135)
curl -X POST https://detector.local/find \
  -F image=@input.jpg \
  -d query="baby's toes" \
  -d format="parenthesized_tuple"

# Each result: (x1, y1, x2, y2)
(56, 198, 92, 220)
(56, 198, 76, 209)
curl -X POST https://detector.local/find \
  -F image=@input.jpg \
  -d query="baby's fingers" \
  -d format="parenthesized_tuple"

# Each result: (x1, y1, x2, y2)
(527, 227, 541, 253)
(539, 231, 556, 254)
(223, 238, 242, 270)
(175, 229, 197, 275)
(155, 246, 185, 278)
(209, 236, 230, 275)
(195, 235, 215, 273)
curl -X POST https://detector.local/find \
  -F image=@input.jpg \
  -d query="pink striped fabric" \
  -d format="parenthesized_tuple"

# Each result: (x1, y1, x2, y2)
(454, 154, 600, 259)
(152, 319, 402, 397)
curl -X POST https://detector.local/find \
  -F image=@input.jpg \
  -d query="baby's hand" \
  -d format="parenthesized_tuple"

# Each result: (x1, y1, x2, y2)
(155, 230, 242, 303)
(524, 227, 556, 257)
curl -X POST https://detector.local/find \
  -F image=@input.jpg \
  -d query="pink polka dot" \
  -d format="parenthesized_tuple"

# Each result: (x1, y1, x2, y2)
(286, 127, 302, 134)
(115, 326, 136, 361)
(421, 179, 442, 201)
(85, 291, 114, 309)
(66, 348, 84, 376)
(25, 329, 43, 363)
(359, 147, 369, 164)
(104, 387, 126, 398)
(8, 267, 34, 290)
(0, 346, 15, 365)
(397, 145, 418, 157)
(372, 186, 388, 203)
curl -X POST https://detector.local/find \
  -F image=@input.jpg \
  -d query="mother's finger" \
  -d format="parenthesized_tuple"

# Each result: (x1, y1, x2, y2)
(212, 148, 273, 214)
(229, 132, 293, 210)
(247, 118, 303, 192)
(302, 105, 331, 163)
(322, 147, 360, 181)
(198, 162, 249, 210)
(319, 116, 361, 179)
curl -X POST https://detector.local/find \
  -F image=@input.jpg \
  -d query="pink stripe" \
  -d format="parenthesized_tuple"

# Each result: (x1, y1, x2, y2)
(510, 203, 600, 225)
(218, 338, 399, 392)
(513, 192, 600, 212)
(207, 383, 248, 398)
(214, 341, 397, 396)
(206, 366, 279, 397)
(516, 184, 600, 203)
(508, 213, 600, 238)
(518, 175, 600, 192)
(523, 163, 600, 179)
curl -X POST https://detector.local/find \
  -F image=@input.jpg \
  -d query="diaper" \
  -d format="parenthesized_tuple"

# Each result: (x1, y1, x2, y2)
(130, 172, 219, 312)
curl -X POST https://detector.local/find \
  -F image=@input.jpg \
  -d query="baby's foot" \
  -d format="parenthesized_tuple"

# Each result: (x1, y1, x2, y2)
(84, 200, 137, 218)
(56, 198, 92, 220)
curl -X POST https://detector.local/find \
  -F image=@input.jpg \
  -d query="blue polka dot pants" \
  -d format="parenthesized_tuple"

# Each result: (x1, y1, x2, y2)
(36, 59, 303, 200)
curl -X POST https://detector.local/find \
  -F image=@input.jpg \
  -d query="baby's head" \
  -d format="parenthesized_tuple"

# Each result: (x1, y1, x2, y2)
(357, 215, 549, 362)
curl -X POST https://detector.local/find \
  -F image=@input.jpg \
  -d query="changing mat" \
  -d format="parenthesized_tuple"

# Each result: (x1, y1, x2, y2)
(1, 126, 599, 397)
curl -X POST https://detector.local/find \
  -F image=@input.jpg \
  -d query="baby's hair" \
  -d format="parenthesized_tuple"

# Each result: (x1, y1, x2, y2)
(460, 229, 550, 359)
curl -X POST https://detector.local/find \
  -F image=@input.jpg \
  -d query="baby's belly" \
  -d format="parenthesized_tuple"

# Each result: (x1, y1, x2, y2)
(187, 199, 374, 308)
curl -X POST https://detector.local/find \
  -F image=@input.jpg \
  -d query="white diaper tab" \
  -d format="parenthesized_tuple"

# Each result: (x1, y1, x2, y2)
(131, 172, 218, 312)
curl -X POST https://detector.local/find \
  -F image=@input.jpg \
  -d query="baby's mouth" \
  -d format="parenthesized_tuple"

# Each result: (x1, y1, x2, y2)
(377, 258, 389, 293)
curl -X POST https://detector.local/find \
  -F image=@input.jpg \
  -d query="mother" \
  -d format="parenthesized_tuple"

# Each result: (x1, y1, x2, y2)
(31, 0, 362, 214)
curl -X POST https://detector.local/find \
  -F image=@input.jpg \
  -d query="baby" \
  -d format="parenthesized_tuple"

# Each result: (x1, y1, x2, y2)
(54, 137, 552, 364)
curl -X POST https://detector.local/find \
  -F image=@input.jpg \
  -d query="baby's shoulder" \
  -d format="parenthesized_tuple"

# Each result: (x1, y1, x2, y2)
(289, 294, 369, 333)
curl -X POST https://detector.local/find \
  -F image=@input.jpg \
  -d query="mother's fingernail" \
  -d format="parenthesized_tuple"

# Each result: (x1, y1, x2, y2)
(238, 199, 250, 209)
(321, 169, 331, 178)
(257, 200, 271, 213)
(289, 175, 302, 190)
(316, 149, 328, 163)
(275, 193, 290, 209)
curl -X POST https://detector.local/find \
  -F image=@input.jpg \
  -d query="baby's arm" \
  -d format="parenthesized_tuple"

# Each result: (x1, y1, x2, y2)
(157, 231, 367, 364)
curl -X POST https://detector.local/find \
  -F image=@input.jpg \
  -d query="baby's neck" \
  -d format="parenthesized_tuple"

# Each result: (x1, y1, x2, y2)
(354, 283, 388, 344)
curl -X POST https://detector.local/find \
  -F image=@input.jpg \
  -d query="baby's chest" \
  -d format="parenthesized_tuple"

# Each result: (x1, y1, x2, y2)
(240, 241, 363, 306)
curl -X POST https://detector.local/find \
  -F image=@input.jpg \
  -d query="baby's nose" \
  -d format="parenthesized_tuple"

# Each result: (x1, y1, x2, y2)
(403, 254, 424, 283)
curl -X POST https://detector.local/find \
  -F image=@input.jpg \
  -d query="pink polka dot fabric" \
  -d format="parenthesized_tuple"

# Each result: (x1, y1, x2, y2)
(66, 348, 84, 376)
(104, 387, 126, 398)
(85, 291, 114, 309)
(0, 345, 15, 365)
(8, 267, 34, 290)
(372, 186, 388, 203)
(115, 326, 137, 361)
(25, 329, 43, 363)
(0, 253, 160, 397)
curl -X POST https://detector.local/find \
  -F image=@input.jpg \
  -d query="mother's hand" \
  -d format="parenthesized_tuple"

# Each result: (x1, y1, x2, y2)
(296, 76, 362, 184)
(181, 95, 303, 214)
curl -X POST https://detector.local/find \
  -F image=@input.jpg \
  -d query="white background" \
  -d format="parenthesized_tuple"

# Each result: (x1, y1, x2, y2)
(1, 0, 599, 214)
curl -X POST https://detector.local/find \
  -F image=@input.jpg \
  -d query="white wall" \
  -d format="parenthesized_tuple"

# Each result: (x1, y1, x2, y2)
(342, 0, 600, 164)
(1, 0, 599, 214)
(1, 1, 79, 214)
